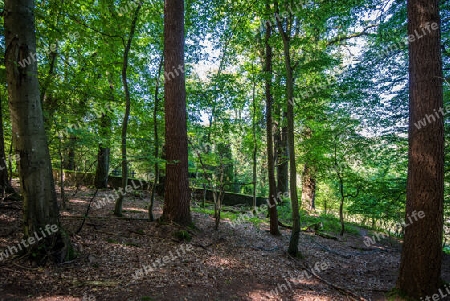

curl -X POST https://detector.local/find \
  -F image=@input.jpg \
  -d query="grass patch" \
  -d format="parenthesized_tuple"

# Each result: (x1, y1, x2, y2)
(192, 202, 360, 234)
(192, 205, 240, 221)
(278, 203, 359, 235)
(192, 203, 268, 227)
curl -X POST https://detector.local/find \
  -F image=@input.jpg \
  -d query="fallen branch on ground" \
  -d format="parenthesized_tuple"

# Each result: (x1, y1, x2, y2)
(278, 220, 292, 229)
(315, 231, 338, 240)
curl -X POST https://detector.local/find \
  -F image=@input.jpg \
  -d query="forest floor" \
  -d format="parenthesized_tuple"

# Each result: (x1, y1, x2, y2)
(0, 185, 449, 301)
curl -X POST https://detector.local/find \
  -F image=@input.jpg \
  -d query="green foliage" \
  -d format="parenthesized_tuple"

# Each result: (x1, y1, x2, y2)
(173, 230, 192, 242)
(192, 205, 242, 221)
(0, 0, 448, 250)
(386, 288, 417, 301)
(444, 245, 450, 255)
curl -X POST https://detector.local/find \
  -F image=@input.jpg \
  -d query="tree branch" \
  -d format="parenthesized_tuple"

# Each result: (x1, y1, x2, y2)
(327, 24, 378, 46)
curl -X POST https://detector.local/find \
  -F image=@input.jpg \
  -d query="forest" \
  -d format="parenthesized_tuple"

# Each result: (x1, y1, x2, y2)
(0, 0, 449, 300)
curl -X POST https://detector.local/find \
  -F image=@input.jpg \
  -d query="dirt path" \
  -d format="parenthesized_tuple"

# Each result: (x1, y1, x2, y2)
(1, 186, 449, 300)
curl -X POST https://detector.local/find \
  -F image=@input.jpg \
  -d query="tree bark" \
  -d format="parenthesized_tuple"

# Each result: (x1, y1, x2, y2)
(396, 0, 444, 298)
(5, 0, 71, 262)
(264, 1, 280, 235)
(95, 112, 111, 189)
(114, 3, 142, 216)
(252, 66, 258, 210)
(301, 163, 316, 212)
(94, 144, 110, 189)
(64, 136, 76, 170)
(149, 56, 163, 221)
(277, 119, 289, 196)
(274, 0, 301, 256)
(162, 0, 192, 225)
(95, 76, 114, 189)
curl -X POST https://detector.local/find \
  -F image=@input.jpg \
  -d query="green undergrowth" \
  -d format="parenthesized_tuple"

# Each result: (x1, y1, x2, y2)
(192, 202, 359, 235)
(444, 245, 450, 255)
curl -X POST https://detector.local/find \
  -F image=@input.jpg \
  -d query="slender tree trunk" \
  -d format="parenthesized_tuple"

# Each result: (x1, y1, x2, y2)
(338, 176, 345, 236)
(301, 164, 316, 211)
(275, 1, 301, 256)
(95, 144, 110, 188)
(5, 0, 71, 262)
(264, 2, 280, 235)
(396, 0, 443, 298)
(64, 136, 76, 170)
(95, 76, 114, 189)
(162, 0, 191, 225)
(114, 3, 142, 216)
(252, 66, 258, 210)
(149, 56, 163, 221)
(214, 162, 225, 230)
(95, 113, 111, 189)
(59, 138, 66, 209)
(277, 119, 289, 196)
(8, 143, 13, 184)
(334, 142, 346, 236)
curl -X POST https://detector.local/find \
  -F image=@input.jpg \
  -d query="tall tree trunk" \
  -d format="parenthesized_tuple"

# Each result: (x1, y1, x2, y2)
(95, 76, 115, 189)
(95, 144, 110, 188)
(114, 3, 142, 216)
(275, 69, 288, 195)
(95, 113, 111, 189)
(161, 0, 191, 225)
(396, 0, 443, 298)
(275, 1, 301, 257)
(64, 136, 76, 170)
(5, 0, 70, 262)
(59, 137, 66, 209)
(337, 173, 345, 236)
(252, 65, 258, 210)
(301, 163, 316, 212)
(149, 56, 163, 221)
(264, 2, 280, 235)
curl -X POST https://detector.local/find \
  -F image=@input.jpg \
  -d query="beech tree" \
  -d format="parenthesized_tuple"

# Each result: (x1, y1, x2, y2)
(274, 0, 301, 256)
(114, 2, 142, 216)
(263, 0, 280, 236)
(4, 0, 70, 262)
(396, 0, 444, 298)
